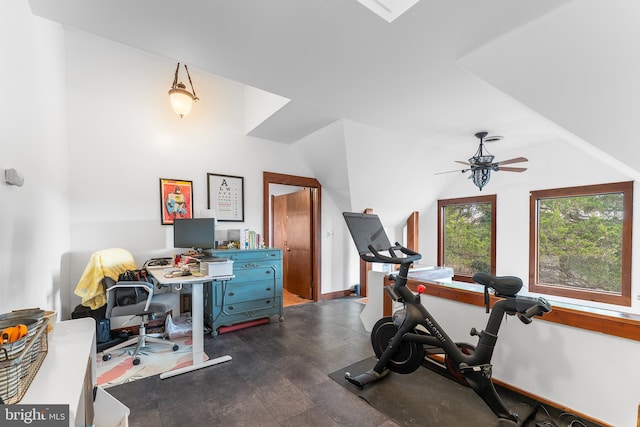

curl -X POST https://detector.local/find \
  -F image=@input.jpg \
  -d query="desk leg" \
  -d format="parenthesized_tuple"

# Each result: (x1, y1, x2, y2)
(192, 282, 205, 364)
(160, 281, 231, 379)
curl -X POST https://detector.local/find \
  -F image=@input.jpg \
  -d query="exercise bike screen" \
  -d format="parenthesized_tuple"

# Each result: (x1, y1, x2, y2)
(343, 212, 392, 256)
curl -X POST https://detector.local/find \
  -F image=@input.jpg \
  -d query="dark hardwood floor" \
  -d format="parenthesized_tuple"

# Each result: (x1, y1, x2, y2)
(107, 297, 399, 427)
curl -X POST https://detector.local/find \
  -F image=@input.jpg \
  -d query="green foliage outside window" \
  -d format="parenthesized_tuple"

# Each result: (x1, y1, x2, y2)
(537, 193, 623, 294)
(531, 181, 632, 306)
(443, 202, 492, 275)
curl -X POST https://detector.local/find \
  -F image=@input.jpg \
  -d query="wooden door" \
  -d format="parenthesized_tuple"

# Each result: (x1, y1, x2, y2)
(272, 188, 313, 300)
(272, 195, 287, 254)
(272, 194, 287, 292)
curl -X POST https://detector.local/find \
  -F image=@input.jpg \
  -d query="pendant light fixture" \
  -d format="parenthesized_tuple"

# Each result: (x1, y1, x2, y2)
(168, 63, 199, 118)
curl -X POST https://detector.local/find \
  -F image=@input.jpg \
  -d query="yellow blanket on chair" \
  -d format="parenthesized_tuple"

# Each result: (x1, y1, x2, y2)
(74, 248, 138, 309)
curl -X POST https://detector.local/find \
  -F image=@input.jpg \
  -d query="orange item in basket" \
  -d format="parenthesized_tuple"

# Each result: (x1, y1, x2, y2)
(0, 324, 28, 344)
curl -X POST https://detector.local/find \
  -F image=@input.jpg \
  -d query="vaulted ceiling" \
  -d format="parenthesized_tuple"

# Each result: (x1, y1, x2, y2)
(28, 0, 640, 190)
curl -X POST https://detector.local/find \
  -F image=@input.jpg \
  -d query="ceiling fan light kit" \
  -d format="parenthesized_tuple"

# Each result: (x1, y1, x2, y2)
(437, 131, 528, 191)
(471, 167, 492, 191)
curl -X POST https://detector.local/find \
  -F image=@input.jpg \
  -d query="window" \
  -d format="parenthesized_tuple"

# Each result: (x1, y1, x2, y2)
(529, 182, 633, 306)
(438, 195, 496, 282)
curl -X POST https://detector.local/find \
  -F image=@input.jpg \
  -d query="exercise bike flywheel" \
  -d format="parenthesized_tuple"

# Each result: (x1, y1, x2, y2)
(371, 317, 425, 374)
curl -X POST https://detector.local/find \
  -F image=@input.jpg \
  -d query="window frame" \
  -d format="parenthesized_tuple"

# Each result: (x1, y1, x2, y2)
(529, 181, 633, 307)
(438, 195, 496, 283)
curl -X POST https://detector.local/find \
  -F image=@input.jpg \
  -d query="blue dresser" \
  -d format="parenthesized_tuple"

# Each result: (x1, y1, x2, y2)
(204, 248, 283, 335)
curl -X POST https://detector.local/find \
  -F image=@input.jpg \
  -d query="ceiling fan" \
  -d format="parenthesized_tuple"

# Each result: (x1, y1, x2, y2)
(437, 131, 528, 191)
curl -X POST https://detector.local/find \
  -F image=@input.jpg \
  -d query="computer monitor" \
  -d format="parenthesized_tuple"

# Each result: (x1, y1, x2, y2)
(173, 218, 216, 253)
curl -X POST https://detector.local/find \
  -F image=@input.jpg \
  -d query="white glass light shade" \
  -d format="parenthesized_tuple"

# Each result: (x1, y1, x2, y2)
(168, 85, 195, 118)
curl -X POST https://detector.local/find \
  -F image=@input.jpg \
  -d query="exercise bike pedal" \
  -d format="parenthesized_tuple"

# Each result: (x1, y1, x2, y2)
(460, 363, 493, 378)
(496, 419, 519, 427)
(345, 368, 390, 387)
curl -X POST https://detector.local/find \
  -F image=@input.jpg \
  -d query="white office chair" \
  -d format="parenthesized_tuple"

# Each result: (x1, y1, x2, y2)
(101, 277, 180, 365)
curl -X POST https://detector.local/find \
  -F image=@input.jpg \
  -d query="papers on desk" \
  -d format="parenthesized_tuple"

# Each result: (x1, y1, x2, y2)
(163, 267, 196, 278)
(153, 267, 233, 282)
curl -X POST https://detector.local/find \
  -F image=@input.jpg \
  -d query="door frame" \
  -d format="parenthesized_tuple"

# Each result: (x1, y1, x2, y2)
(263, 171, 321, 302)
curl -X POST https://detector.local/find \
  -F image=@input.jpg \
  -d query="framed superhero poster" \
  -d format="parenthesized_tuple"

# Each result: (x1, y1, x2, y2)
(160, 178, 193, 225)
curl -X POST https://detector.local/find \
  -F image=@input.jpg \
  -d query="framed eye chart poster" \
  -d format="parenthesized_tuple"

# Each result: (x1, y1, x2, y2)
(207, 173, 244, 222)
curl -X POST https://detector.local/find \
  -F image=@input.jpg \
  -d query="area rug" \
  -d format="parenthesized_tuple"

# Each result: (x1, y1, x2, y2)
(97, 336, 208, 388)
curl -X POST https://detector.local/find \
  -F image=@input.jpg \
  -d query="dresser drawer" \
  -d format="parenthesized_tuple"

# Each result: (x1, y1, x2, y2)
(212, 249, 281, 262)
(232, 263, 281, 283)
(222, 298, 277, 316)
(220, 280, 276, 303)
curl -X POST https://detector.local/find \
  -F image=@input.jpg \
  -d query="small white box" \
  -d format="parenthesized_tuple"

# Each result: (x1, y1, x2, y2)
(93, 386, 130, 427)
(200, 259, 234, 277)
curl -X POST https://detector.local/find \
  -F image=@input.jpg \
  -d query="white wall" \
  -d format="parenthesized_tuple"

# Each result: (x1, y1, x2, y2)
(294, 120, 351, 213)
(0, 2, 68, 317)
(59, 29, 320, 317)
(0, 9, 354, 320)
(321, 191, 358, 294)
(63, 30, 307, 248)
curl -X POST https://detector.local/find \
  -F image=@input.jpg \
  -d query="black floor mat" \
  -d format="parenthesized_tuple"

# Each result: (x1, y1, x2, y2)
(330, 357, 540, 427)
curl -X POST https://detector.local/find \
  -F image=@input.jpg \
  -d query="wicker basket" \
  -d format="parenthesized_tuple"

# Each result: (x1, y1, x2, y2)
(0, 319, 48, 404)
(0, 317, 40, 379)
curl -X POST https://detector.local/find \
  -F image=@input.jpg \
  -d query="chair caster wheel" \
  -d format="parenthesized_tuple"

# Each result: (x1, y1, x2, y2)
(172, 345, 179, 351)
(133, 358, 140, 366)
(102, 354, 111, 361)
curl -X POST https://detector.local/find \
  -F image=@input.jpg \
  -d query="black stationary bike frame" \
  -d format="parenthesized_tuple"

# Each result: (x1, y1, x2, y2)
(346, 243, 551, 423)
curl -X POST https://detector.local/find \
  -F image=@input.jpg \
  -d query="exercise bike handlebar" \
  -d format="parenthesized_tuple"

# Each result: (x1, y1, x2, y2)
(517, 296, 552, 324)
(361, 243, 422, 265)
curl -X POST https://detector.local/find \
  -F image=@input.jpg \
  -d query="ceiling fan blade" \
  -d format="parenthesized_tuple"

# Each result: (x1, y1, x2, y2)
(497, 166, 527, 172)
(495, 156, 528, 166)
(454, 160, 470, 166)
(435, 169, 467, 175)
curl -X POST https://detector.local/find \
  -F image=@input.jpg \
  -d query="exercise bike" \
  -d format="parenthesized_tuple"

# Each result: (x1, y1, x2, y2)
(343, 212, 551, 425)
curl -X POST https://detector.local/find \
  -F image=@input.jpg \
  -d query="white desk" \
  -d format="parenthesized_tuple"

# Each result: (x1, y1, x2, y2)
(21, 318, 97, 427)
(20, 318, 129, 427)
(147, 268, 232, 379)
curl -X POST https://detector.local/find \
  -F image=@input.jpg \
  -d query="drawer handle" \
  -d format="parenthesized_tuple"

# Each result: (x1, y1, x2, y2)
(266, 300, 271, 304)
(228, 292, 234, 296)
(266, 287, 271, 291)
(228, 306, 234, 310)
(265, 270, 272, 275)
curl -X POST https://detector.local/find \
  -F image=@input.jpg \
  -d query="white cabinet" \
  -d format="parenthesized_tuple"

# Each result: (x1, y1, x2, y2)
(19, 318, 129, 427)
